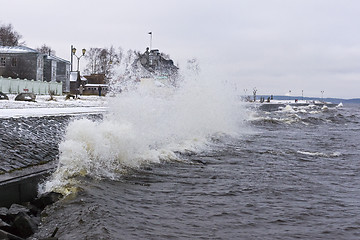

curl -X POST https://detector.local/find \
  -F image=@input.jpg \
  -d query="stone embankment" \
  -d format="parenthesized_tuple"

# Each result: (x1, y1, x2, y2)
(0, 192, 62, 240)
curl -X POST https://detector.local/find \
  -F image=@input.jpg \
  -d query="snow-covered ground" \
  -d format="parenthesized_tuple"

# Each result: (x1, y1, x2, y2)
(0, 94, 108, 118)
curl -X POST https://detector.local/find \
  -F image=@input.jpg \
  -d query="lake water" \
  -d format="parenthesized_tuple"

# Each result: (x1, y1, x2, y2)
(3, 83, 359, 239)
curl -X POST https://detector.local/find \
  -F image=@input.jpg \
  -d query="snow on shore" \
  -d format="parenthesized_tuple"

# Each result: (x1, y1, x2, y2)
(0, 95, 108, 118)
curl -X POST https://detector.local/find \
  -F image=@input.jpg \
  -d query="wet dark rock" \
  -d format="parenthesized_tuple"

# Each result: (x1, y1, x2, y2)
(0, 192, 63, 239)
(8, 204, 30, 218)
(0, 218, 10, 228)
(32, 192, 63, 210)
(0, 229, 25, 240)
(13, 212, 38, 238)
(15, 92, 36, 102)
(23, 202, 41, 216)
(0, 207, 8, 219)
(0, 92, 9, 100)
(0, 209, 12, 232)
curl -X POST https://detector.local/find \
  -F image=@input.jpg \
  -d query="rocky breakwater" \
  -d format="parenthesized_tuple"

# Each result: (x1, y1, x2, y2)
(0, 192, 62, 240)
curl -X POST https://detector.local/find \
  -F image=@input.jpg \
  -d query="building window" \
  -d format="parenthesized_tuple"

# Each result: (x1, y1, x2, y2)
(11, 57, 17, 67)
(0, 57, 5, 67)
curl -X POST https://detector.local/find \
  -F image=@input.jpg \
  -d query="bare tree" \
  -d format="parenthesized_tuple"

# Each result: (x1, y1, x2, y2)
(84, 46, 123, 80)
(36, 44, 56, 55)
(0, 23, 24, 46)
(84, 47, 101, 74)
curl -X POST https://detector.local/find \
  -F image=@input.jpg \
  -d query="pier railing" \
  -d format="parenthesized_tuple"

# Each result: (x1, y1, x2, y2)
(0, 76, 62, 95)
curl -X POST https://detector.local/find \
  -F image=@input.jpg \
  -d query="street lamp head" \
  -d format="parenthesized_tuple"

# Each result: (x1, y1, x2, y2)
(72, 47, 76, 55)
(82, 48, 86, 55)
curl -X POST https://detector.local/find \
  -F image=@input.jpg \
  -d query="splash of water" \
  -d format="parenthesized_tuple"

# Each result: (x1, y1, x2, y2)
(41, 75, 247, 193)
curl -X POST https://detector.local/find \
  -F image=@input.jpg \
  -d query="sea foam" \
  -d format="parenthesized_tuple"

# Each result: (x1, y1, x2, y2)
(41, 74, 247, 193)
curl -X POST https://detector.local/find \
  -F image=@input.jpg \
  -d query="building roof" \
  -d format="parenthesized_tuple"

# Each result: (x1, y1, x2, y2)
(46, 54, 70, 64)
(0, 46, 39, 54)
(0, 46, 70, 64)
(70, 72, 88, 82)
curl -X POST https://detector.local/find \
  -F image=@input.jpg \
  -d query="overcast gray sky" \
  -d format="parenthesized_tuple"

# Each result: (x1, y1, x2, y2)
(2, 0, 360, 98)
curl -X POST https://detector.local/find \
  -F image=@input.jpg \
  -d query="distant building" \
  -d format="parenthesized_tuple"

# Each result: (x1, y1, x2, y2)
(44, 55, 71, 93)
(83, 84, 108, 96)
(0, 46, 70, 93)
(0, 46, 44, 81)
(83, 73, 106, 84)
(131, 48, 179, 86)
(133, 48, 178, 77)
(82, 73, 108, 96)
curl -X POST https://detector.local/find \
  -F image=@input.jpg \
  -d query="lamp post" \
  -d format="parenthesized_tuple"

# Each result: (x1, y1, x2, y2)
(71, 46, 86, 72)
(148, 32, 152, 50)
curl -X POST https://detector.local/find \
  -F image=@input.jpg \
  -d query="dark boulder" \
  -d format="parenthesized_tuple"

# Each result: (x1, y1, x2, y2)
(0, 92, 8, 100)
(0, 207, 8, 221)
(0, 218, 12, 235)
(0, 229, 25, 240)
(0, 208, 11, 233)
(0, 218, 10, 228)
(32, 192, 63, 210)
(7, 204, 30, 218)
(13, 212, 38, 238)
(0, 193, 63, 239)
(15, 93, 36, 102)
(23, 202, 41, 216)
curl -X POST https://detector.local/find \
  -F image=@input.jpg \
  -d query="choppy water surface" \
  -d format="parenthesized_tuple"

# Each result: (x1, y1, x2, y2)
(23, 101, 359, 240)
(3, 80, 358, 240)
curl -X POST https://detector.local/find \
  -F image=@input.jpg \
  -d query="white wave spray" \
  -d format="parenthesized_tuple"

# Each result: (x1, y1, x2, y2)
(41, 75, 247, 193)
